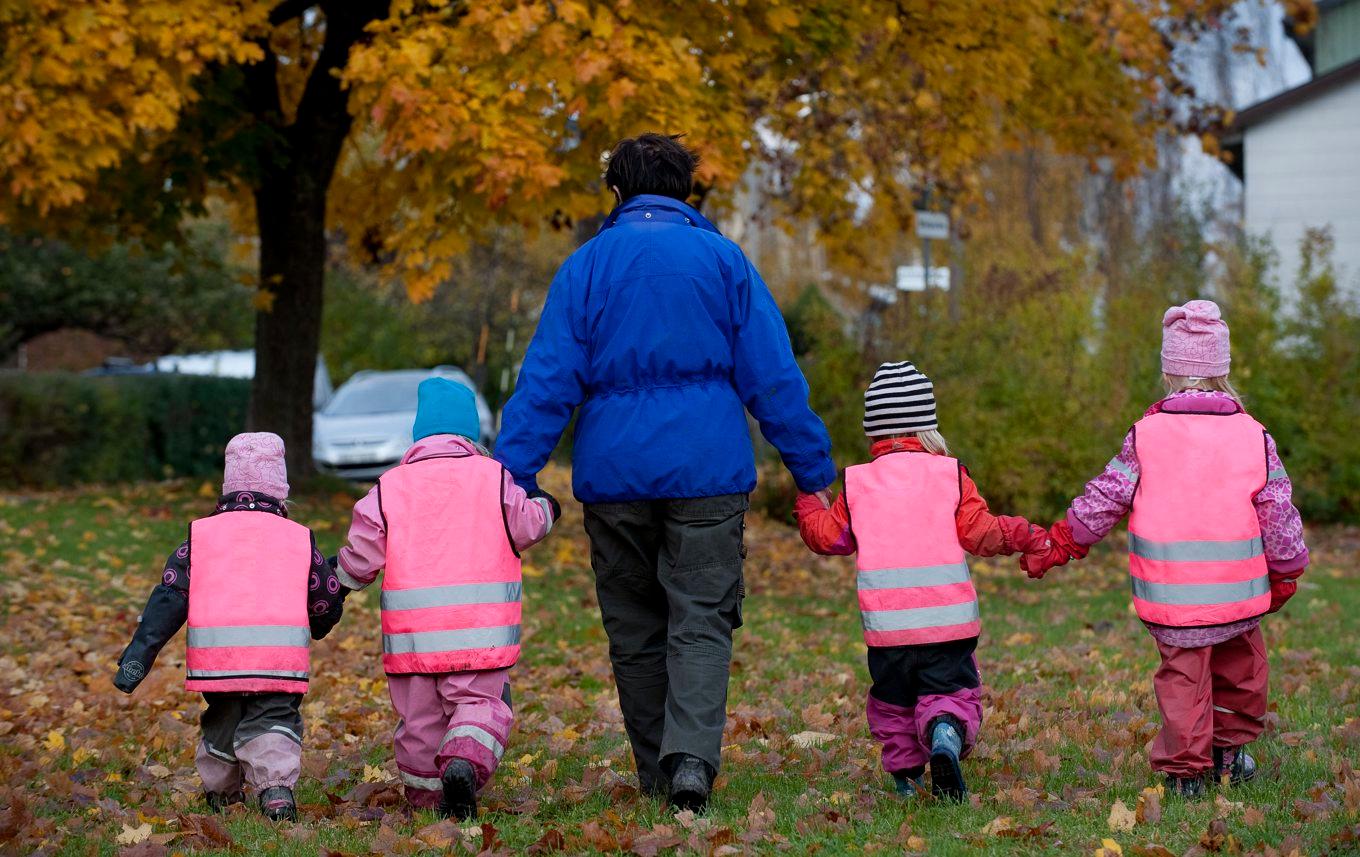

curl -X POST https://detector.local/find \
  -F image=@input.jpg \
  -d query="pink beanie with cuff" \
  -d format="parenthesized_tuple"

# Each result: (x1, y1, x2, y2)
(1161, 299, 1230, 377)
(222, 432, 289, 500)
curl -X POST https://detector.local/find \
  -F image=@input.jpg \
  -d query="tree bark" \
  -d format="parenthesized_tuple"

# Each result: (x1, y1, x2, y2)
(245, 0, 390, 477)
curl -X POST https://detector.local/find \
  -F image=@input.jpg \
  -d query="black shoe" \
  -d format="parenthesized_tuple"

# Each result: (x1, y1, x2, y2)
(204, 789, 244, 813)
(438, 759, 478, 820)
(667, 755, 712, 813)
(927, 715, 967, 802)
(258, 786, 297, 822)
(1165, 774, 1208, 799)
(639, 771, 670, 799)
(1212, 746, 1257, 786)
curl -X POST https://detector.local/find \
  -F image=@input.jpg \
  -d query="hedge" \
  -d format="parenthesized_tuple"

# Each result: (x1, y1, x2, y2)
(0, 373, 250, 487)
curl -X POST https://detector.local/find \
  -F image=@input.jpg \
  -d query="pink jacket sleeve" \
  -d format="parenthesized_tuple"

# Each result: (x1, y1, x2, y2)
(502, 470, 554, 552)
(337, 485, 386, 590)
(1258, 433, 1308, 577)
(1067, 430, 1139, 547)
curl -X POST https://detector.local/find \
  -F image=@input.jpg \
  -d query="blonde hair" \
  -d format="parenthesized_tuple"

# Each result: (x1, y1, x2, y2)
(881, 429, 950, 455)
(1162, 373, 1243, 407)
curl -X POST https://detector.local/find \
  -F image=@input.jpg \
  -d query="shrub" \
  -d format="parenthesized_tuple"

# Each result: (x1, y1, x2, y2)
(0, 373, 249, 486)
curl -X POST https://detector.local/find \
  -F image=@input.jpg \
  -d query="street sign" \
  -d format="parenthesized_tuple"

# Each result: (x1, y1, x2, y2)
(914, 210, 950, 240)
(895, 265, 951, 292)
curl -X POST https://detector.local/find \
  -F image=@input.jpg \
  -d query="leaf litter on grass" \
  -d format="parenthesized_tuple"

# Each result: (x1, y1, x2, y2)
(0, 474, 1358, 854)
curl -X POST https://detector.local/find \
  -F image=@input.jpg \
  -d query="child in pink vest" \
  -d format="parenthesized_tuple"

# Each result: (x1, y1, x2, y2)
(793, 362, 1055, 800)
(333, 378, 558, 819)
(114, 433, 346, 822)
(1026, 301, 1309, 797)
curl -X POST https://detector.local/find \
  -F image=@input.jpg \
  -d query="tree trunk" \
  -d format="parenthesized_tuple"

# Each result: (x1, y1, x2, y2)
(249, 176, 328, 478)
(243, 0, 391, 478)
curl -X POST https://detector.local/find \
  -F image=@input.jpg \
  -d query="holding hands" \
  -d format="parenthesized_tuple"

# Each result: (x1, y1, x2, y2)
(1020, 519, 1088, 579)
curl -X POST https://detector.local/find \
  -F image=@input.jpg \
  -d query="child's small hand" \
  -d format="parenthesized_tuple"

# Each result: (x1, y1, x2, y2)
(1020, 544, 1068, 579)
(1267, 577, 1297, 614)
(793, 492, 830, 518)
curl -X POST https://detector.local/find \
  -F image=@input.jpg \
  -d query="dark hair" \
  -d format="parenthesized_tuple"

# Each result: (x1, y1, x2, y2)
(604, 133, 699, 202)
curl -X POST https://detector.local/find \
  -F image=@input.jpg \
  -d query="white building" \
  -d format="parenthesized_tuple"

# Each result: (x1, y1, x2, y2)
(1224, 0, 1360, 288)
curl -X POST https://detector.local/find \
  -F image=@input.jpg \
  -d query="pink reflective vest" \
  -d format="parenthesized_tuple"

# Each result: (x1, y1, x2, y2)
(185, 512, 313, 694)
(844, 452, 980, 647)
(1128, 410, 1271, 626)
(378, 454, 522, 674)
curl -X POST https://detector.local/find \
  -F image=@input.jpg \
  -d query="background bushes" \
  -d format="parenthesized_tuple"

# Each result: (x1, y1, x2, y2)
(769, 227, 1360, 525)
(0, 373, 249, 487)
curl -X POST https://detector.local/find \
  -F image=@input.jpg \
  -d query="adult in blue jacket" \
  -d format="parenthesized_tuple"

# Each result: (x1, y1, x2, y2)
(497, 134, 834, 810)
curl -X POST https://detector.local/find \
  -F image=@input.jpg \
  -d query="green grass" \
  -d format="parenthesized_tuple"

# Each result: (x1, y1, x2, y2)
(1, 472, 1357, 855)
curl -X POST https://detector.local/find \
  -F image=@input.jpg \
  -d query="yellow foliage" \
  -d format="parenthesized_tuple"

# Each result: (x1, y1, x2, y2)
(2, 0, 1245, 296)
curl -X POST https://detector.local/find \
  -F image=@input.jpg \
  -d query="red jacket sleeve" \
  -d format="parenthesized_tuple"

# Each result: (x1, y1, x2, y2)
(956, 468, 1044, 557)
(794, 492, 857, 556)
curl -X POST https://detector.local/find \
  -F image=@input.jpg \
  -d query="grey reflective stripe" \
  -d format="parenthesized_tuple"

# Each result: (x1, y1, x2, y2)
(1108, 456, 1138, 481)
(400, 770, 441, 791)
(186, 669, 309, 679)
(857, 562, 971, 591)
(205, 745, 237, 763)
(1130, 575, 1269, 605)
(441, 724, 505, 760)
(382, 625, 521, 655)
(861, 599, 979, 632)
(381, 581, 522, 612)
(269, 724, 302, 743)
(334, 563, 368, 591)
(187, 625, 310, 648)
(1128, 533, 1264, 562)
(1267, 468, 1287, 481)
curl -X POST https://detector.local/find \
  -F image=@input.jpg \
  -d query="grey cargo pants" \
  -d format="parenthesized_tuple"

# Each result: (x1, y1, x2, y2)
(583, 494, 748, 794)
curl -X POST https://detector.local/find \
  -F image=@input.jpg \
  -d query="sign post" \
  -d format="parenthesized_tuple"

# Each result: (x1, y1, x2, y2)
(914, 206, 950, 290)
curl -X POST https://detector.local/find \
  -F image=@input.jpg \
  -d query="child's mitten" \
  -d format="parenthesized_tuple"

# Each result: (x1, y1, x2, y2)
(1267, 576, 1297, 613)
(1049, 519, 1089, 561)
(528, 488, 562, 522)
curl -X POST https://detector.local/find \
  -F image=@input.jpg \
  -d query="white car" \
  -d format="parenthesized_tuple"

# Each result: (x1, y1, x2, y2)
(313, 367, 494, 481)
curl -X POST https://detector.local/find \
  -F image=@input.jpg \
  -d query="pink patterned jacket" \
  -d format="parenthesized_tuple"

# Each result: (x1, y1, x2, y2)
(1066, 390, 1308, 647)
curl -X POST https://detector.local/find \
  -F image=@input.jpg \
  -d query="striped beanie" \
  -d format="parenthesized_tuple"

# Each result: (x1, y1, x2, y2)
(863, 361, 938, 437)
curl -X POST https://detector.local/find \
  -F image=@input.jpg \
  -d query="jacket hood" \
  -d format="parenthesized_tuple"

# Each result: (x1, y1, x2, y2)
(401, 433, 483, 465)
(869, 436, 928, 458)
(599, 194, 721, 235)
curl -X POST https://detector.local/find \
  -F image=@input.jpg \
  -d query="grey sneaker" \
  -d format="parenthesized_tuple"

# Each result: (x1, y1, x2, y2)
(1213, 746, 1257, 786)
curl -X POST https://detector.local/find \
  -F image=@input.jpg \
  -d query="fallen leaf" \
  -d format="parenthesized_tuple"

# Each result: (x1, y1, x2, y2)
(1108, 799, 1136, 832)
(789, 731, 836, 749)
(1096, 838, 1123, 857)
(115, 823, 152, 846)
(146, 764, 171, 779)
(1135, 787, 1162, 824)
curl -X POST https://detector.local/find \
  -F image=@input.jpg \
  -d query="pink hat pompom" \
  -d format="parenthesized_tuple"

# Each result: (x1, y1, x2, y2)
(1161, 299, 1230, 377)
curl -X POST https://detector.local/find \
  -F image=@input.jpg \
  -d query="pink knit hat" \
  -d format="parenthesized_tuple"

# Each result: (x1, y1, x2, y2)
(222, 432, 289, 500)
(1161, 299, 1230, 377)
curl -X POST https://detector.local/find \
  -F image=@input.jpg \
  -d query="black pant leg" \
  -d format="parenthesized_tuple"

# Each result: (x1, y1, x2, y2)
(584, 501, 670, 792)
(656, 494, 748, 776)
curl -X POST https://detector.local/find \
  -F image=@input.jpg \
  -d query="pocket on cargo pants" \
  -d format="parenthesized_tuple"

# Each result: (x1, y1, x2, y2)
(662, 494, 748, 631)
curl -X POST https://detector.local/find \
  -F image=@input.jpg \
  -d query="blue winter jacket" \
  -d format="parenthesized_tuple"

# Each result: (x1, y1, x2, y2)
(495, 194, 836, 503)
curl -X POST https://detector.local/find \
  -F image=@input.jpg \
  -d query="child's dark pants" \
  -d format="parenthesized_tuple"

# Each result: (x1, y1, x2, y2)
(864, 637, 983, 774)
(196, 692, 303, 794)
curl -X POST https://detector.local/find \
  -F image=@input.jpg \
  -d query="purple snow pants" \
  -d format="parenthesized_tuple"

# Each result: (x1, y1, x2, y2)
(863, 637, 983, 774)
(387, 668, 513, 808)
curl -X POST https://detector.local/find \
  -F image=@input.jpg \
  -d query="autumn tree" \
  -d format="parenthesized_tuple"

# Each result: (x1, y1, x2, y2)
(1, 0, 1305, 473)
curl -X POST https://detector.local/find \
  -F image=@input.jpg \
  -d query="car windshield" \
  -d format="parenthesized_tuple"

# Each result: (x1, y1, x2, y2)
(323, 375, 425, 416)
